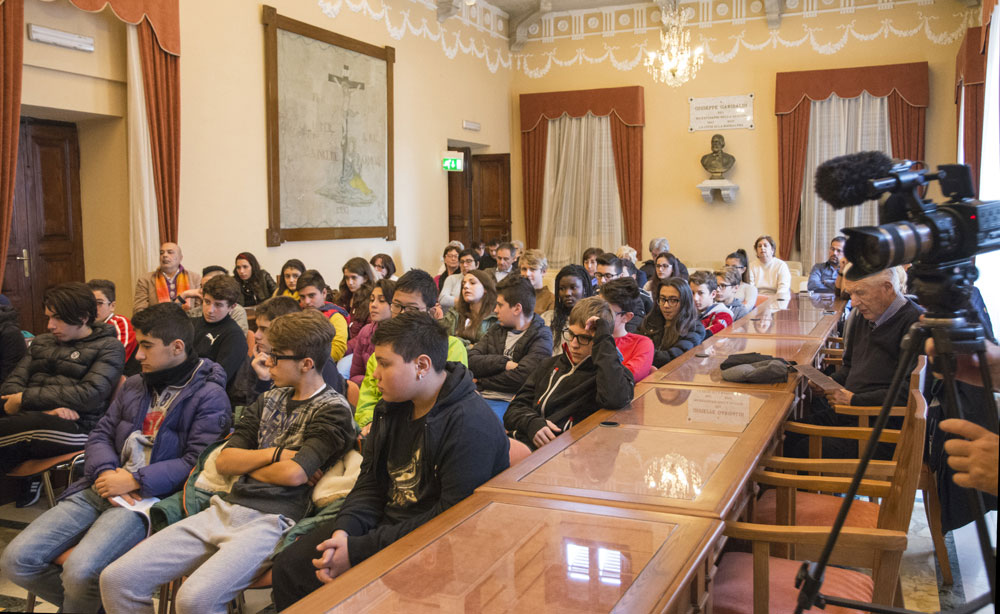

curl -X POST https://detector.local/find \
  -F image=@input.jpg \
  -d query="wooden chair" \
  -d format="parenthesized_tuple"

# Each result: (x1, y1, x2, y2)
(713, 389, 927, 613)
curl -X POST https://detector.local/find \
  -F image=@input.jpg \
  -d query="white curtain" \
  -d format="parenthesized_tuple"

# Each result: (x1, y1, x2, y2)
(538, 113, 624, 271)
(126, 24, 161, 283)
(799, 92, 892, 268)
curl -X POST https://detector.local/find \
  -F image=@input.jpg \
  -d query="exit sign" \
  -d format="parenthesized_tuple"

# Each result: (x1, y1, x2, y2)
(442, 157, 464, 172)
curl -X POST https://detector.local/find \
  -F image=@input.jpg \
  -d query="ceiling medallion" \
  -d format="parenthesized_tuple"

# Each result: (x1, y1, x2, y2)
(644, 0, 704, 87)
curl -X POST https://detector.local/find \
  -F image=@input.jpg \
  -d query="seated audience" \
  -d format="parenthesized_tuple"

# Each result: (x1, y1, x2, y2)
(599, 279, 654, 382)
(788, 266, 921, 458)
(87, 279, 137, 364)
(0, 301, 26, 383)
(192, 275, 248, 388)
(505, 296, 633, 450)
(1, 303, 230, 613)
(581, 246, 603, 286)
(437, 244, 462, 292)
(440, 270, 497, 348)
(808, 236, 846, 294)
(297, 270, 350, 363)
(274, 258, 306, 299)
(548, 264, 595, 353)
(724, 249, 759, 308)
(133, 242, 201, 313)
(643, 251, 687, 292)
(518, 248, 554, 315)
(350, 280, 396, 386)
(179, 267, 249, 333)
(233, 252, 276, 306)
(485, 242, 516, 283)
(438, 249, 479, 311)
(715, 266, 751, 320)
(1, 283, 125, 505)
(640, 277, 706, 368)
(479, 238, 499, 270)
(270, 313, 509, 609)
(369, 253, 397, 281)
(468, 277, 553, 420)
(99, 310, 355, 614)
(337, 257, 377, 342)
(689, 271, 733, 336)
(234, 296, 345, 405)
(354, 270, 469, 430)
(748, 235, 791, 301)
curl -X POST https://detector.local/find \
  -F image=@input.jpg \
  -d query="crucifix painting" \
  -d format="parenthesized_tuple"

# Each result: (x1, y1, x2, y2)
(263, 6, 395, 244)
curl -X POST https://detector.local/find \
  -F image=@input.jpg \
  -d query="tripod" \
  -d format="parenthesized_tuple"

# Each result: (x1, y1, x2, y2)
(795, 264, 998, 614)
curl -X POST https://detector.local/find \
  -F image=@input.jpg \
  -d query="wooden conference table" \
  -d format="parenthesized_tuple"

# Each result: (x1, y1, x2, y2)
(288, 294, 846, 613)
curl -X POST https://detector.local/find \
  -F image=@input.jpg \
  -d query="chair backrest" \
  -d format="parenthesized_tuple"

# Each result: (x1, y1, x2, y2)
(879, 389, 927, 532)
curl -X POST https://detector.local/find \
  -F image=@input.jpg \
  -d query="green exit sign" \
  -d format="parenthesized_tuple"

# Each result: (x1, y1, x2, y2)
(442, 157, 464, 172)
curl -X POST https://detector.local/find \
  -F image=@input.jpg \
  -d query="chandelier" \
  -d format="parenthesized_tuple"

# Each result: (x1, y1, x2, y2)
(644, 1, 704, 87)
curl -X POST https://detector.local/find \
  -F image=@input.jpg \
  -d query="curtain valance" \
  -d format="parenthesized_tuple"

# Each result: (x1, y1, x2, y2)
(775, 62, 928, 115)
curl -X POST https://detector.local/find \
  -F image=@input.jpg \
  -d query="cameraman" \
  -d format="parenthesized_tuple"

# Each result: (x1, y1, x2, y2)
(926, 337, 1000, 496)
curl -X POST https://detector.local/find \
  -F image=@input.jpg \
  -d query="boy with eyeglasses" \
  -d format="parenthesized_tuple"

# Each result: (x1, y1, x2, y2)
(100, 310, 355, 614)
(599, 278, 654, 382)
(504, 296, 633, 450)
(354, 269, 468, 432)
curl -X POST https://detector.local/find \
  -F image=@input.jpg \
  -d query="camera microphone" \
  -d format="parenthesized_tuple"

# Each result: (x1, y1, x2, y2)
(814, 151, 895, 209)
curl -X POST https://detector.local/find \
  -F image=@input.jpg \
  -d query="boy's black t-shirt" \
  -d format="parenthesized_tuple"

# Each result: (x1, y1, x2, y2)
(384, 411, 430, 523)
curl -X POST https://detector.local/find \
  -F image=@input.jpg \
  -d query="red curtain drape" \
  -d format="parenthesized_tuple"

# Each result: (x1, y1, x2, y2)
(774, 62, 928, 260)
(137, 19, 180, 244)
(519, 86, 644, 253)
(520, 122, 548, 250)
(68, 0, 179, 55)
(775, 105, 811, 261)
(955, 27, 986, 195)
(0, 0, 23, 288)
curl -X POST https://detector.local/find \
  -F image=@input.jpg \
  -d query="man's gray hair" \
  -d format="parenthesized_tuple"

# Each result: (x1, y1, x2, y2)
(648, 237, 670, 255)
(848, 265, 905, 295)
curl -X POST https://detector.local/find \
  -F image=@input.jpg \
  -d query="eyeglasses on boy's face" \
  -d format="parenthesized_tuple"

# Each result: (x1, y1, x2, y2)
(390, 301, 422, 315)
(563, 330, 595, 346)
(263, 352, 306, 367)
(657, 296, 681, 306)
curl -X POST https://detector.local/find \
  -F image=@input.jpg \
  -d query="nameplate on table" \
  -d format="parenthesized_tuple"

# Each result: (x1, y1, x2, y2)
(687, 390, 751, 425)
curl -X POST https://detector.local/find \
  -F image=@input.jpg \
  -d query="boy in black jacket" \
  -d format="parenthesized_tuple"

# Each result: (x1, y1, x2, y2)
(191, 275, 247, 389)
(505, 296, 634, 450)
(468, 277, 553, 421)
(270, 313, 509, 610)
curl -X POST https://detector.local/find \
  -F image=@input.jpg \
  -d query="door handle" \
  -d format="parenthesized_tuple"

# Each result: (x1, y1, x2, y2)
(15, 248, 29, 278)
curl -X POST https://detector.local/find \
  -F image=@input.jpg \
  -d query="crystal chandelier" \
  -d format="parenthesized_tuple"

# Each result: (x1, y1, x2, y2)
(644, 1, 704, 87)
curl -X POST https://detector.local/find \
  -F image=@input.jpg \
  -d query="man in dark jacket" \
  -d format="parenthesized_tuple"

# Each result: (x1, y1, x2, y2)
(270, 313, 510, 610)
(1, 283, 125, 479)
(505, 296, 634, 450)
(468, 276, 553, 421)
(0, 302, 26, 383)
(0, 303, 231, 613)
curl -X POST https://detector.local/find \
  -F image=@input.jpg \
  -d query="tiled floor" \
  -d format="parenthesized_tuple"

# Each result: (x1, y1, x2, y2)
(0, 496, 995, 612)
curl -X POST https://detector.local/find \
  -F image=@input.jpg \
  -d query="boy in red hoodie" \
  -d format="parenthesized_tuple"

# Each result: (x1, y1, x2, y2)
(690, 271, 733, 337)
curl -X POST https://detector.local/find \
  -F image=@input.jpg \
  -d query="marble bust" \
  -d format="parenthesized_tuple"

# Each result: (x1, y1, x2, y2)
(700, 134, 735, 179)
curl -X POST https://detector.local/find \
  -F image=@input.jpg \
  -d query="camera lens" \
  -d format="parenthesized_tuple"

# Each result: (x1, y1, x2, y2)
(843, 221, 933, 279)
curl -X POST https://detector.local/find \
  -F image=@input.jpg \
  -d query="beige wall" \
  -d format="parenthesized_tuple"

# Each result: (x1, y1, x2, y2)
(176, 0, 513, 285)
(508, 2, 973, 267)
(21, 0, 132, 312)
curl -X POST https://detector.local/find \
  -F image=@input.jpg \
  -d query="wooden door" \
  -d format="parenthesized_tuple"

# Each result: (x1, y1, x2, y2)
(447, 146, 472, 246)
(1, 119, 84, 334)
(471, 153, 510, 243)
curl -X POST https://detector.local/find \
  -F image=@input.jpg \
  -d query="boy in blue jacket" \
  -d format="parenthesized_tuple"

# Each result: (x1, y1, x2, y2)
(270, 313, 509, 610)
(0, 303, 231, 614)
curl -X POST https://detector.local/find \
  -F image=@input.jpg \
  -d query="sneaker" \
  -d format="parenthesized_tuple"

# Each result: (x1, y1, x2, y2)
(16, 478, 42, 508)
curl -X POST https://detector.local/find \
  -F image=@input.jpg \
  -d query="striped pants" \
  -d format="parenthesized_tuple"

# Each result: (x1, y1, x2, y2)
(0, 412, 87, 474)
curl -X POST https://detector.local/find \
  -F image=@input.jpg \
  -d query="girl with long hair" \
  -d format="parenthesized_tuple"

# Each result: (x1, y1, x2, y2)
(643, 251, 686, 292)
(639, 277, 706, 368)
(369, 254, 397, 280)
(273, 259, 306, 299)
(440, 270, 498, 346)
(348, 279, 396, 385)
(337, 257, 377, 340)
(233, 252, 277, 306)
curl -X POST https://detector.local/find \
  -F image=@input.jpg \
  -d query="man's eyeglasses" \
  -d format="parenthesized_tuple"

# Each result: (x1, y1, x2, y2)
(390, 302, 422, 315)
(594, 272, 618, 281)
(263, 352, 306, 367)
(657, 296, 681, 306)
(563, 330, 595, 345)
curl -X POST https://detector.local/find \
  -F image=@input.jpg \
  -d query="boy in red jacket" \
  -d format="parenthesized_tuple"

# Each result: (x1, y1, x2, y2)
(690, 271, 733, 337)
(600, 278, 654, 382)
